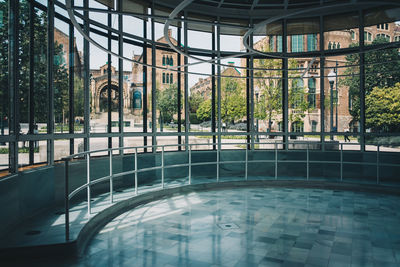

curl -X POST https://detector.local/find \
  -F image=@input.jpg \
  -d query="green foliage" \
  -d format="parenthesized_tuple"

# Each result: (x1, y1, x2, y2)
(196, 99, 212, 122)
(188, 92, 203, 113)
(220, 77, 246, 124)
(365, 83, 400, 132)
(0, 1, 70, 123)
(74, 77, 85, 117)
(195, 77, 246, 124)
(157, 83, 181, 123)
(0, 147, 39, 154)
(254, 43, 309, 131)
(189, 113, 200, 124)
(342, 37, 400, 123)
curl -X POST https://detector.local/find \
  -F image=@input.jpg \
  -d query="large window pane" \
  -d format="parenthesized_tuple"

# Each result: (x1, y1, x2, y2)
(54, 18, 70, 134)
(0, 0, 8, 137)
(325, 54, 360, 140)
(288, 58, 321, 134)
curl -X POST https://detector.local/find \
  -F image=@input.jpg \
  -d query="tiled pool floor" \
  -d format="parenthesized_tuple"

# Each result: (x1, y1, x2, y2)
(77, 187, 400, 267)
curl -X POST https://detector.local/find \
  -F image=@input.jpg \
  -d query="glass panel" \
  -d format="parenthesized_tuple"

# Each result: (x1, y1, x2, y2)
(290, 34, 304, 52)
(34, 7, 48, 132)
(54, 139, 70, 161)
(324, 12, 359, 49)
(288, 58, 321, 134)
(19, 140, 47, 167)
(90, 33, 110, 133)
(365, 47, 400, 134)
(89, 137, 113, 156)
(19, 0, 30, 128)
(220, 34, 243, 52)
(124, 43, 144, 133)
(254, 56, 283, 135)
(74, 30, 84, 133)
(123, 137, 144, 153)
(220, 59, 246, 134)
(54, 18, 70, 134)
(0, 142, 9, 173)
(325, 54, 360, 141)
(364, 8, 400, 45)
(189, 56, 212, 133)
(122, 15, 143, 38)
(0, 0, 8, 137)
(188, 135, 214, 151)
(156, 136, 179, 152)
(188, 29, 211, 50)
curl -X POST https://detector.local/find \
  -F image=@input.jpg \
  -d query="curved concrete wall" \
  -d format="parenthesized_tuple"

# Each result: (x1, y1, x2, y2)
(0, 149, 399, 238)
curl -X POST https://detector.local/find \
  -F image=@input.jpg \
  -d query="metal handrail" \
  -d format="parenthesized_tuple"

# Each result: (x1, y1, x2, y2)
(62, 141, 398, 241)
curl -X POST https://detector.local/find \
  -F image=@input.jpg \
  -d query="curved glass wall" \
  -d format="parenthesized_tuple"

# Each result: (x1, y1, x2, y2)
(0, 0, 400, 174)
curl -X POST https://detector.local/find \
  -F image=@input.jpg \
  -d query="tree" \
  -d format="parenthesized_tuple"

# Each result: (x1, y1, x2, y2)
(0, 0, 70, 124)
(194, 77, 246, 124)
(188, 92, 203, 114)
(254, 52, 282, 132)
(365, 83, 400, 132)
(342, 37, 400, 124)
(254, 43, 309, 132)
(157, 83, 181, 123)
(220, 77, 246, 124)
(196, 99, 212, 122)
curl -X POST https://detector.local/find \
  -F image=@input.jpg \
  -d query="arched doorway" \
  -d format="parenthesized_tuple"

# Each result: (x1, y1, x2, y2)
(99, 85, 119, 112)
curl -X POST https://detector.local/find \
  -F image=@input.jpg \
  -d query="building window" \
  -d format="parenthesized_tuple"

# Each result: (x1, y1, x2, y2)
(307, 34, 317, 51)
(133, 90, 142, 109)
(162, 56, 166, 66)
(162, 73, 165, 83)
(291, 79, 304, 108)
(395, 36, 400, 42)
(291, 121, 304, 132)
(337, 43, 340, 49)
(166, 73, 169, 84)
(328, 42, 332, 50)
(269, 36, 275, 51)
(311, 121, 317, 132)
(308, 78, 316, 109)
(170, 73, 173, 84)
(377, 33, 390, 42)
(364, 31, 372, 42)
(350, 30, 355, 40)
(277, 36, 282, 52)
(291, 35, 304, 52)
(170, 56, 173, 66)
(332, 42, 336, 49)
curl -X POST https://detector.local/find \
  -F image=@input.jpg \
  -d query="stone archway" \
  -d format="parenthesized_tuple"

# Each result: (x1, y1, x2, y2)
(99, 84, 120, 112)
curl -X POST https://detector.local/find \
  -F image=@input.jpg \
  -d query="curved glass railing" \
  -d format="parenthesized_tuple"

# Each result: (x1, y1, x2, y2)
(61, 141, 399, 241)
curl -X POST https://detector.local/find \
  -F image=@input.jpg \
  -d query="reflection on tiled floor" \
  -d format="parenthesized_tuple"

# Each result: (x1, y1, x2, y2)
(79, 188, 400, 267)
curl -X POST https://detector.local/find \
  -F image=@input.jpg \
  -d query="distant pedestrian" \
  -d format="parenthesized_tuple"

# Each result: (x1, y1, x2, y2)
(344, 128, 350, 142)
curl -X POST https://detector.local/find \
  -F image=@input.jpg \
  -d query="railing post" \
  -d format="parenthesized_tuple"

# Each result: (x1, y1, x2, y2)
(340, 143, 343, 181)
(377, 145, 380, 184)
(64, 159, 70, 241)
(245, 145, 248, 180)
(161, 146, 165, 188)
(306, 143, 309, 181)
(217, 146, 220, 182)
(86, 154, 91, 215)
(275, 142, 278, 180)
(134, 148, 138, 195)
(188, 145, 192, 185)
(109, 150, 113, 203)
